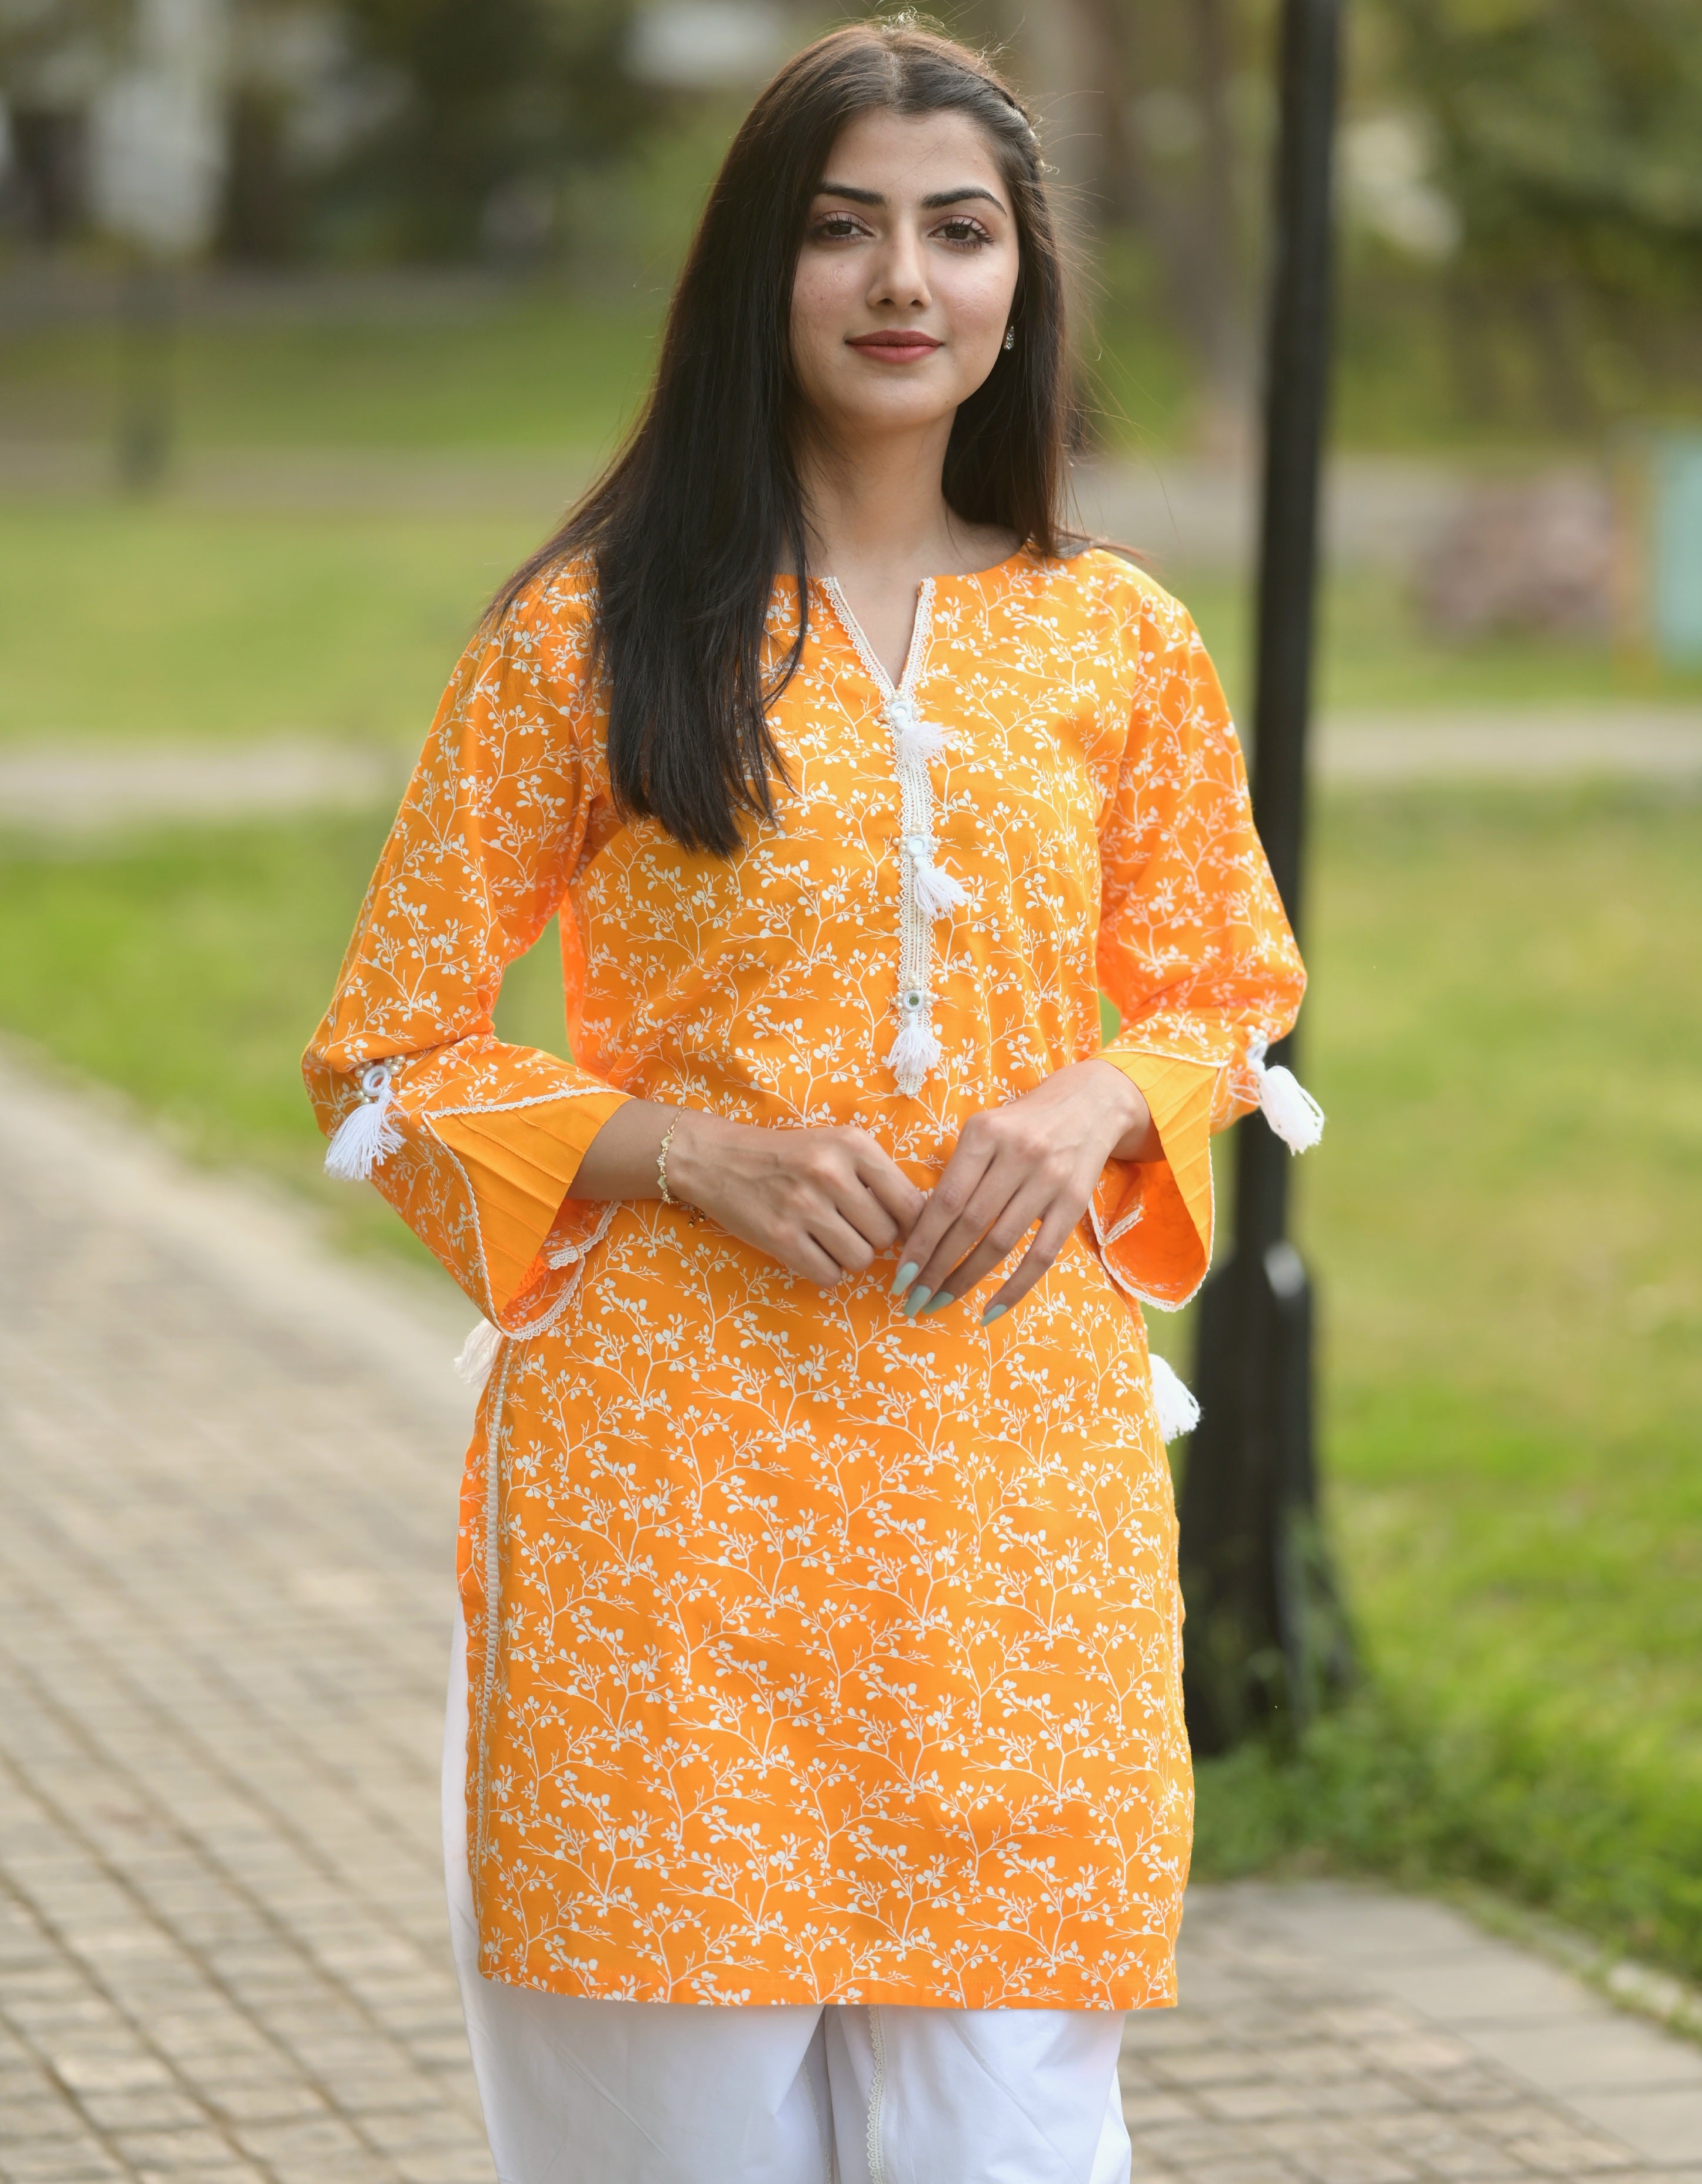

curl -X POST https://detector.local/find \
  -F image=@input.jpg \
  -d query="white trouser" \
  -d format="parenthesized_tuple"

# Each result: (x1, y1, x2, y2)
(442, 1608, 1134, 2184)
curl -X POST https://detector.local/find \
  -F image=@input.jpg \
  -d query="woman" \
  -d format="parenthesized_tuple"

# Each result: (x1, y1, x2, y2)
(306, 20, 1316, 2182)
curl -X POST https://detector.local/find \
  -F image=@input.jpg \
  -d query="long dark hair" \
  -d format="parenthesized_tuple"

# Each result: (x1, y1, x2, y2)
(498, 19, 1077, 857)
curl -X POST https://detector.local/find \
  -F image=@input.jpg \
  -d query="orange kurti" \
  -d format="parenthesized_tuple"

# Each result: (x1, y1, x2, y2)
(305, 546, 1305, 2010)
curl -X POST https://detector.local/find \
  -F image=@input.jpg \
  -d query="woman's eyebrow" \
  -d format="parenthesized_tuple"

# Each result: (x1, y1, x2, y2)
(919, 186, 1005, 211)
(814, 182, 1006, 212)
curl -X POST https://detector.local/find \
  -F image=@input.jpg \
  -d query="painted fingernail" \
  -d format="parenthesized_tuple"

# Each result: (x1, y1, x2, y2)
(919, 1292, 955, 1315)
(891, 1261, 920, 1297)
(980, 1302, 1007, 1326)
(903, 1285, 932, 1316)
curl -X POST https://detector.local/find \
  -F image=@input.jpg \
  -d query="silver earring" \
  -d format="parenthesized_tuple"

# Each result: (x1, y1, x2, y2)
(1003, 325, 1014, 351)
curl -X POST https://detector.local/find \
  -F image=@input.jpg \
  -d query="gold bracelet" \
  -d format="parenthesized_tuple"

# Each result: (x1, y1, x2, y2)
(655, 1108, 704, 1223)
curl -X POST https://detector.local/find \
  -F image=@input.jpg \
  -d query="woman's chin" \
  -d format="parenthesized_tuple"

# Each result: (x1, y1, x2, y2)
(808, 381, 972, 440)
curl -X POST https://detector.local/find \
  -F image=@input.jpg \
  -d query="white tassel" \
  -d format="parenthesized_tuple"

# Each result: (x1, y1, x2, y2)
(454, 1318, 501, 1391)
(887, 1015, 941, 1093)
(910, 853, 968, 920)
(324, 1061, 403, 1181)
(1149, 1353, 1201, 1442)
(887, 696, 947, 762)
(1254, 1058, 1325, 1154)
(902, 830, 966, 919)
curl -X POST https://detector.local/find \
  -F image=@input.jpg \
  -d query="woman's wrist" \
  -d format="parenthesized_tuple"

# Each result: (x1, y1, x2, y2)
(656, 1103, 728, 1213)
(569, 1098, 711, 1203)
(1081, 1058, 1161, 1164)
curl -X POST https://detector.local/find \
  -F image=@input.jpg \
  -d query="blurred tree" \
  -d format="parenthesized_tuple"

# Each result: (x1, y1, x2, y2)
(1085, 0, 1254, 432)
(997, 0, 1269, 449)
(332, 0, 650, 259)
(0, 0, 128, 245)
(0, 0, 125, 89)
(1382, 0, 1702, 425)
(218, 81, 295, 262)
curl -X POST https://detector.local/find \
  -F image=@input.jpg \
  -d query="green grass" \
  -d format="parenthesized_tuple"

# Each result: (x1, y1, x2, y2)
(1174, 568, 1702, 714)
(1188, 785, 1702, 1978)
(0, 785, 1697, 1976)
(6, 502, 1697, 755)
(0, 505, 540, 749)
(0, 289, 661, 453)
(0, 813, 439, 1273)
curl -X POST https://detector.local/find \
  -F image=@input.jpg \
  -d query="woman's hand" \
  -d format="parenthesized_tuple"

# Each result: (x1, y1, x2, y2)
(670, 1112, 926, 1286)
(575, 1101, 925, 1289)
(891, 1060, 1160, 1323)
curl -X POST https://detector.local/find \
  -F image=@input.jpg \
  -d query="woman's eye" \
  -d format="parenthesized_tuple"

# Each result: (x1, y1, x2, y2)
(813, 215, 866, 242)
(935, 218, 991, 246)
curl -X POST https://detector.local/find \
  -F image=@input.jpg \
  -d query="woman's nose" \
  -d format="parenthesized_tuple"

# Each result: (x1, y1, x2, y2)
(867, 225, 930, 311)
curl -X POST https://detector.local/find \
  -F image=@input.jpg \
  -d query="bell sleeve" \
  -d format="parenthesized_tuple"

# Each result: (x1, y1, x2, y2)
(1087, 583, 1311, 1312)
(302, 572, 633, 1336)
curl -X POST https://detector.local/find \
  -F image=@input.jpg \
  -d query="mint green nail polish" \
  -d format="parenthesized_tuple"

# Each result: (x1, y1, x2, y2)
(920, 1292, 954, 1315)
(891, 1261, 920, 1297)
(980, 1302, 1007, 1326)
(903, 1285, 932, 1316)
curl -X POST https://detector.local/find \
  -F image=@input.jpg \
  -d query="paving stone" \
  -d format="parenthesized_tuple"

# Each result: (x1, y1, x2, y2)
(1197, 2082, 1324, 2122)
(199, 2080, 329, 2124)
(0, 2146, 128, 2184)
(76, 2091, 210, 2133)
(1155, 2048, 1281, 2088)
(1286, 2155, 1420, 2184)
(39, 2054, 174, 2099)
(232, 2115, 373, 2163)
(1166, 2166, 1301, 2184)
(0, 2109, 82, 2149)
(1144, 2121, 1267, 2165)
(130, 2169, 268, 2184)
(388, 2156, 507, 2184)
(1548, 2086, 1702, 2166)
(108, 2132, 241, 2172)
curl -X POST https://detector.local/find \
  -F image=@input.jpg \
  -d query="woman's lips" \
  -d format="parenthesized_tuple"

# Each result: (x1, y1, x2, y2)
(847, 331, 942, 364)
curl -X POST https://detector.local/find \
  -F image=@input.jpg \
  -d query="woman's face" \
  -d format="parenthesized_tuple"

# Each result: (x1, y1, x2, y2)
(790, 106, 1021, 448)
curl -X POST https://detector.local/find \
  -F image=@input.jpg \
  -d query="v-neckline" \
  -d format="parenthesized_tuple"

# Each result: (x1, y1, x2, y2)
(822, 576, 935, 705)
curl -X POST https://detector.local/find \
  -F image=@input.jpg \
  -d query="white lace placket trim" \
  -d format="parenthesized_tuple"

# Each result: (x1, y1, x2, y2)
(822, 575, 964, 1098)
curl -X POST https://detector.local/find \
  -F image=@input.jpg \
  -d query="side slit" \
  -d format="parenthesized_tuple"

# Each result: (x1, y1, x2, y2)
(864, 2006, 888, 2184)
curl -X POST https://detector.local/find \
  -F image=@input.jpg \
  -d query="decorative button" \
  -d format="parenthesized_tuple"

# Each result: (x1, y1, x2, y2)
(901, 989, 926, 1012)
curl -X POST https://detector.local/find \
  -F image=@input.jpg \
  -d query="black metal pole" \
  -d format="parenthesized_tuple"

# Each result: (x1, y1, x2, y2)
(1179, 0, 1354, 1753)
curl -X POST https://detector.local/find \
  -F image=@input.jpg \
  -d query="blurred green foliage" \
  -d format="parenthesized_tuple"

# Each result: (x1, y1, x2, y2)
(331, 0, 652, 261)
(7, 1, 1699, 441)
(1388, 0, 1702, 305)
(1376, 0, 1702, 428)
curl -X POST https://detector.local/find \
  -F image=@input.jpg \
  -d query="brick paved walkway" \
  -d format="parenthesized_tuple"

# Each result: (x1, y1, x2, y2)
(2, 1045, 1700, 2184)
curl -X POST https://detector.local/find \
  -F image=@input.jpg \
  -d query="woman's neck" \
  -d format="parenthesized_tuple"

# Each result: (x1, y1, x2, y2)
(795, 422, 1017, 683)
(798, 423, 957, 571)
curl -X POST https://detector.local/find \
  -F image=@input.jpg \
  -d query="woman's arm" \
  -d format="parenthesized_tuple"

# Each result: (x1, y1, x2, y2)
(305, 581, 639, 1331)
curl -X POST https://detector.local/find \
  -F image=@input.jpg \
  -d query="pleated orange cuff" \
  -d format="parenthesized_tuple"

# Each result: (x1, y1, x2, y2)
(431, 1091, 632, 1313)
(1094, 1049, 1220, 1306)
